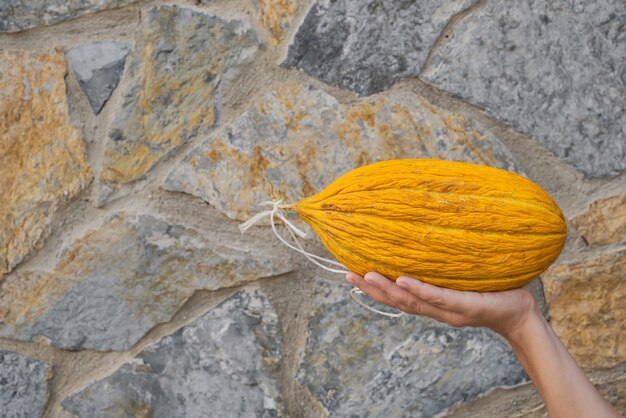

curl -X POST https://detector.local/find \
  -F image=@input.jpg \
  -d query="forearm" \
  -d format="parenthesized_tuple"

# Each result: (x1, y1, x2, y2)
(503, 308, 620, 418)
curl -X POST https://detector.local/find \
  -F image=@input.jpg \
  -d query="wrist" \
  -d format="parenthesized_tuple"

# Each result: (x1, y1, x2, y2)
(500, 304, 545, 346)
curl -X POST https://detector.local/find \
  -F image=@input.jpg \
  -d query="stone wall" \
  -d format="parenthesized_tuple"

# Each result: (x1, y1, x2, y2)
(0, 0, 624, 417)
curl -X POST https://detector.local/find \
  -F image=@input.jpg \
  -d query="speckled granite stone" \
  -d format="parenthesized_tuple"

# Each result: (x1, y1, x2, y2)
(422, 0, 626, 177)
(0, 350, 49, 418)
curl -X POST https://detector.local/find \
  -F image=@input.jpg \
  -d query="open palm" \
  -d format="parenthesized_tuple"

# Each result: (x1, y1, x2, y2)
(346, 271, 536, 338)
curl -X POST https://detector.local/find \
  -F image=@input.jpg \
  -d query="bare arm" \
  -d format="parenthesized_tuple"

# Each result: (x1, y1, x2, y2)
(346, 272, 621, 418)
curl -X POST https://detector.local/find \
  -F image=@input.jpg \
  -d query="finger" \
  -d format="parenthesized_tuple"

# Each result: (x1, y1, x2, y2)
(363, 272, 418, 308)
(396, 276, 476, 311)
(347, 272, 399, 308)
(358, 273, 459, 322)
(345, 271, 362, 284)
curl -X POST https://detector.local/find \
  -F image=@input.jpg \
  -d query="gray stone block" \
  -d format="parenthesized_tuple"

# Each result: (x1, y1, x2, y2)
(297, 280, 527, 417)
(65, 41, 130, 114)
(0, 213, 294, 351)
(0, 350, 49, 418)
(421, 0, 626, 177)
(283, 0, 475, 95)
(0, 0, 138, 33)
(62, 289, 283, 417)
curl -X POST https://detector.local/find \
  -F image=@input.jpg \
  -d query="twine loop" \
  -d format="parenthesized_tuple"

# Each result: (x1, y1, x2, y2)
(240, 199, 405, 318)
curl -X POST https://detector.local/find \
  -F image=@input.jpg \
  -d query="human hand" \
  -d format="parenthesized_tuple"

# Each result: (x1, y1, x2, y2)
(346, 272, 538, 339)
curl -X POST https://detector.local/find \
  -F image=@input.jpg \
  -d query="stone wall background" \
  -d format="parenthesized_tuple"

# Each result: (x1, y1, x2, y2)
(0, 0, 624, 417)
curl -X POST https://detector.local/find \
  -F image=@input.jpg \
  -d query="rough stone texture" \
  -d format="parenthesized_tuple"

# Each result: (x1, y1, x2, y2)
(296, 280, 527, 417)
(251, 0, 297, 44)
(283, 0, 475, 96)
(0, 350, 49, 418)
(0, 49, 93, 276)
(421, 0, 626, 177)
(99, 5, 260, 197)
(0, 0, 139, 32)
(62, 289, 283, 418)
(571, 192, 626, 246)
(2, 0, 624, 414)
(0, 213, 293, 351)
(542, 248, 626, 368)
(441, 363, 626, 417)
(164, 83, 519, 222)
(65, 41, 131, 114)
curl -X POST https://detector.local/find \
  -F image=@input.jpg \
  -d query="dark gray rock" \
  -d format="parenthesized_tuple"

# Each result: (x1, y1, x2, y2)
(0, 213, 294, 351)
(0, 0, 138, 33)
(282, 0, 475, 95)
(421, 0, 626, 177)
(65, 41, 130, 113)
(62, 290, 283, 417)
(0, 350, 49, 418)
(297, 280, 527, 417)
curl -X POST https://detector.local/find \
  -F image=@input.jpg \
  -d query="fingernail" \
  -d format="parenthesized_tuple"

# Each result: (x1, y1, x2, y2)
(396, 280, 408, 288)
(363, 272, 376, 282)
(398, 276, 421, 286)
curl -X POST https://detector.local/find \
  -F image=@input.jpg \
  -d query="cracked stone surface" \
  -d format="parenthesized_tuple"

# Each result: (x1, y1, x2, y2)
(0, 0, 139, 32)
(542, 248, 626, 368)
(65, 41, 130, 113)
(0, 49, 92, 276)
(0, 350, 50, 418)
(283, 0, 475, 96)
(0, 213, 293, 351)
(296, 280, 527, 417)
(421, 0, 626, 177)
(164, 83, 519, 222)
(99, 5, 260, 201)
(62, 289, 283, 418)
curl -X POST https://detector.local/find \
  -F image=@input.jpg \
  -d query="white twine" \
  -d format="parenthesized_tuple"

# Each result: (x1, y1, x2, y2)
(240, 199, 405, 318)
(349, 288, 406, 318)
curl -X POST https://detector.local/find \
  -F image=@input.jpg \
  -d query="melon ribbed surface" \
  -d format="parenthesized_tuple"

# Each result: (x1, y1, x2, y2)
(292, 159, 566, 291)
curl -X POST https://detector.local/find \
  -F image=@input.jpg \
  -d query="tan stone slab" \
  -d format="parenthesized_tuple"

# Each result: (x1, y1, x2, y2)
(0, 49, 92, 276)
(571, 192, 626, 246)
(542, 248, 626, 368)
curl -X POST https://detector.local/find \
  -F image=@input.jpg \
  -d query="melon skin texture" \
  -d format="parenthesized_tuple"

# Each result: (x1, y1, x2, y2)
(291, 159, 567, 292)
